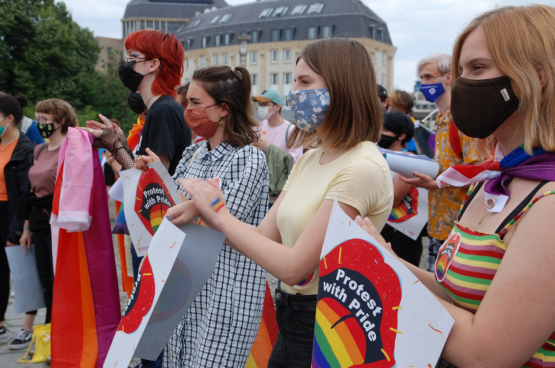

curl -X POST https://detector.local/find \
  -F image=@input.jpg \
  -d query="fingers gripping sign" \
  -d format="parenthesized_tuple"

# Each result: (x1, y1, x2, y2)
(178, 178, 228, 230)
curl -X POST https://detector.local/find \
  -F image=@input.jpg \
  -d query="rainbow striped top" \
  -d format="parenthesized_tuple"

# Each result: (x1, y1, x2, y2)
(436, 184, 555, 368)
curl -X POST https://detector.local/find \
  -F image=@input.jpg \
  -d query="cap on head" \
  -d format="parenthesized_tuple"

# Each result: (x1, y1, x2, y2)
(252, 89, 283, 106)
(377, 84, 388, 101)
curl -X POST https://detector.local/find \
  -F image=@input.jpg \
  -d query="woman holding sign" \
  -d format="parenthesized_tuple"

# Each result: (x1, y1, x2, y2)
(170, 38, 393, 367)
(358, 5, 555, 368)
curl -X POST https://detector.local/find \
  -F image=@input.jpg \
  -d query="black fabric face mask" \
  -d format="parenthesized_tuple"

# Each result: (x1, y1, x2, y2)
(128, 92, 146, 114)
(119, 60, 148, 92)
(451, 76, 520, 139)
(37, 122, 57, 139)
(378, 134, 398, 149)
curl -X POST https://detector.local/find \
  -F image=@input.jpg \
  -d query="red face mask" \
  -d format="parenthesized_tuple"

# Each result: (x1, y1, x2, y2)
(184, 105, 222, 138)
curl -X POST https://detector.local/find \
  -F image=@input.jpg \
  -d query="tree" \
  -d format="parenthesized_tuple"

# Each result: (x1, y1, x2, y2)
(0, 0, 134, 130)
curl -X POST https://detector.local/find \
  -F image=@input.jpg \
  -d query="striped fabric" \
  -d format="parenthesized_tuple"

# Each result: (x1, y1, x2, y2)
(436, 187, 555, 367)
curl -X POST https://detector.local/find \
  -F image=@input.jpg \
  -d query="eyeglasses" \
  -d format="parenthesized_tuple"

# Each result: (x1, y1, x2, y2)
(37, 117, 54, 124)
(123, 52, 148, 63)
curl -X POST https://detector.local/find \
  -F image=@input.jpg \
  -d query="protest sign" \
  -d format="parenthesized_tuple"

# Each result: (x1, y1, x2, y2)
(380, 148, 440, 179)
(312, 200, 454, 368)
(121, 161, 182, 256)
(386, 178, 428, 240)
(5, 245, 45, 314)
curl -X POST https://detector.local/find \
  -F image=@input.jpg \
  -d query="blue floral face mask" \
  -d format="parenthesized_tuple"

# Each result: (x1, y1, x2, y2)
(286, 88, 330, 132)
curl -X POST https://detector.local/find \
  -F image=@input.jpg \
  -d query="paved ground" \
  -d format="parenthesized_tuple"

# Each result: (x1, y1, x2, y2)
(0, 198, 428, 367)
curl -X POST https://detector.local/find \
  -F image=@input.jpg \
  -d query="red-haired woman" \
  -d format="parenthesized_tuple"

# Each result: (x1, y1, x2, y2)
(85, 30, 191, 368)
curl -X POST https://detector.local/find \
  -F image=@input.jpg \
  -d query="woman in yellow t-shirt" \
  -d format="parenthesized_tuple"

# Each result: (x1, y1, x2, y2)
(170, 38, 394, 367)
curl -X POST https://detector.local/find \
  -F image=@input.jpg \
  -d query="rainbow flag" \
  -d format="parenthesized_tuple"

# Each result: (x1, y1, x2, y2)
(115, 201, 134, 297)
(51, 134, 120, 367)
(245, 282, 278, 368)
(388, 186, 419, 223)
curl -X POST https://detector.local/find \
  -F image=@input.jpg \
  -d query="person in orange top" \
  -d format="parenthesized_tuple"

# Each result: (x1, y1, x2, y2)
(0, 93, 36, 349)
(401, 53, 480, 272)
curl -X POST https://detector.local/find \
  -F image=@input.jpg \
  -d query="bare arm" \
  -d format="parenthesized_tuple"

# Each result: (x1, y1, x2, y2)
(392, 174, 412, 206)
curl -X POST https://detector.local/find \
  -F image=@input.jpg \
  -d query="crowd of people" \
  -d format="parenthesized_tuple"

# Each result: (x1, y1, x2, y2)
(0, 4, 554, 368)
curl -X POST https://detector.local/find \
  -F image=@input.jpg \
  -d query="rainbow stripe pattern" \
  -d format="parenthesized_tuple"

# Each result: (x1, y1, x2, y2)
(312, 298, 366, 368)
(297, 271, 315, 287)
(388, 186, 419, 223)
(210, 197, 225, 213)
(150, 203, 169, 233)
(437, 221, 555, 367)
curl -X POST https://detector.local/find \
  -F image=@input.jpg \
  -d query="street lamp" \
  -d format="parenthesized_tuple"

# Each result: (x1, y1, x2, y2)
(237, 33, 251, 67)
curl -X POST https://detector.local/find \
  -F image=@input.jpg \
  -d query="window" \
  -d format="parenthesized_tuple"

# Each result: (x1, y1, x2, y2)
(250, 51, 258, 64)
(271, 73, 279, 85)
(215, 34, 221, 46)
(202, 36, 208, 48)
(219, 13, 232, 23)
(271, 29, 280, 42)
(322, 26, 332, 38)
(185, 58, 189, 70)
(284, 73, 292, 85)
(369, 26, 376, 40)
(252, 73, 258, 86)
(273, 6, 289, 16)
(381, 74, 385, 85)
(284, 27, 293, 41)
(189, 19, 201, 28)
(224, 33, 231, 45)
(307, 3, 324, 14)
(185, 39, 192, 51)
(308, 26, 317, 39)
(382, 52, 386, 65)
(270, 50, 279, 63)
(210, 15, 221, 25)
(200, 56, 206, 68)
(213, 54, 220, 65)
(291, 4, 307, 15)
(377, 29, 384, 42)
(107, 47, 113, 56)
(259, 8, 273, 18)
(251, 30, 259, 43)
(146, 20, 153, 29)
(284, 49, 292, 62)
(223, 53, 229, 65)
(373, 51, 377, 63)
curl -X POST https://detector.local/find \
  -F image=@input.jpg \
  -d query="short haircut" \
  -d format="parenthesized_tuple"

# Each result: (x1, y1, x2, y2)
(383, 112, 414, 145)
(416, 53, 452, 78)
(35, 99, 78, 134)
(125, 30, 184, 99)
(389, 90, 414, 115)
(452, 4, 555, 156)
(192, 66, 258, 147)
(0, 93, 27, 125)
(176, 82, 190, 109)
(288, 38, 382, 149)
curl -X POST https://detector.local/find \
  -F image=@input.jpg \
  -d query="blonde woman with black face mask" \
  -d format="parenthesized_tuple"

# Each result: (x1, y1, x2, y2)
(358, 5, 555, 368)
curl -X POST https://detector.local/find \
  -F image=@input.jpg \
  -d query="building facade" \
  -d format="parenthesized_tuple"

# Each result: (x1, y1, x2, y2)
(122, 0, 396, 99)
(95, 37, 124, 72)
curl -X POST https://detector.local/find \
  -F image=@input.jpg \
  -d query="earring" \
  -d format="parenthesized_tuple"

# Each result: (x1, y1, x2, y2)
(219, 116, 224, 124)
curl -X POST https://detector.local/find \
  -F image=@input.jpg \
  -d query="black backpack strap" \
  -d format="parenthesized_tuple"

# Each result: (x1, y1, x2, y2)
(495, 180, 549, 238)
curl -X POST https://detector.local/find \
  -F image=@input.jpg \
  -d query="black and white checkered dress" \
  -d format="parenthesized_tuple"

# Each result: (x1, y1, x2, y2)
(164, 141, 269, 368)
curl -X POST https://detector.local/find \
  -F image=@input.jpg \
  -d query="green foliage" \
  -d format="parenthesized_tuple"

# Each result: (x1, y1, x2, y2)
(0, 0, 135, 132)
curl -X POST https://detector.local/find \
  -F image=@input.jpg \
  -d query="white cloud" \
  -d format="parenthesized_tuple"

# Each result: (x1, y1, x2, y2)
(59, 0, 546, 92)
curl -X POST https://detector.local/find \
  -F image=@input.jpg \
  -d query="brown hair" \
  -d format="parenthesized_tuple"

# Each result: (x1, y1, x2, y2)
(287, 38, 382, 149)
(192, 66, 258, 147)
(452, 4, 555, 157)
(110, 118, 121, 127)
(176, 83, 190, 110)
(35, 99, 78, 134)
(389, 90, 414, 115)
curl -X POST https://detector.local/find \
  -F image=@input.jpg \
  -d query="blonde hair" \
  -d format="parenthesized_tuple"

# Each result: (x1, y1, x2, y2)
(452, 4, 555, 157)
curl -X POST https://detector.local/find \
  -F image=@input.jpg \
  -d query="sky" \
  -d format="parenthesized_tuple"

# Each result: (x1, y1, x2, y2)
(58, 0, 542, 92)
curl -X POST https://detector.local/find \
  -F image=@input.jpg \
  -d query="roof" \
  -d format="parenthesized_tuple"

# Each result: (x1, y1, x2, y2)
(123, 0, 229, 20)
(176, 0, 393, 49)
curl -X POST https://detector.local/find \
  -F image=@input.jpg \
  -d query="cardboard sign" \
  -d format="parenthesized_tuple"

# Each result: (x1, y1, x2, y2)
(386, 175, 429, 240)
(134, 223, 224, 360)
(103, 218, 185, 368)
(312, 200, 454, 368)
(121, 162, 182, 256)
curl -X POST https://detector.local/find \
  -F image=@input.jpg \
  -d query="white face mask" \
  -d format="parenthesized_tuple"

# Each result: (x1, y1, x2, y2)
(258, 105, 274, 120)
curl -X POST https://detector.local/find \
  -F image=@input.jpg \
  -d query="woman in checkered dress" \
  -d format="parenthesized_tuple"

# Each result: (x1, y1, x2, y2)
(164, 66, 269, 367)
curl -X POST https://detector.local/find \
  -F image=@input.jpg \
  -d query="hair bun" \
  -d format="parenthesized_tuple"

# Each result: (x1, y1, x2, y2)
(15, 94, 28, 109)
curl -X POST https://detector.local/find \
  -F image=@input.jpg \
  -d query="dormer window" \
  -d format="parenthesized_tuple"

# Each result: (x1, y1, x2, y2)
(307, 3, 324, 14)
(259, 8, 273, 18)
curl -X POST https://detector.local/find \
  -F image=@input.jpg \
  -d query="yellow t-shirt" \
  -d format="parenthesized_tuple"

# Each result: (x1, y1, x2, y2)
(277, 141, 393, 295)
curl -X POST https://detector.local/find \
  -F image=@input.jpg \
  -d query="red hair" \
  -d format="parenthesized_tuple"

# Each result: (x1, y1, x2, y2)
(125, 30, 184, 98)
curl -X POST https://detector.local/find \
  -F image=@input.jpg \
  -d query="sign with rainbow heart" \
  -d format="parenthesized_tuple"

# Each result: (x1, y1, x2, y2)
(122, 162, 182, 256)
(312, 199, 454, 368)
(386, 177, 428, 241)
